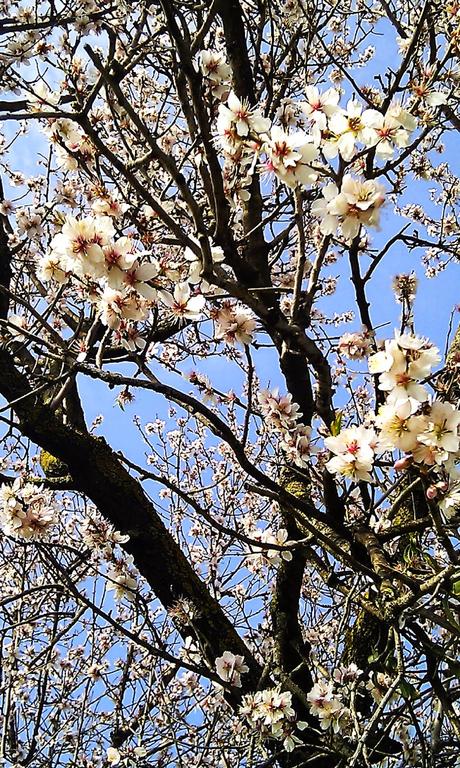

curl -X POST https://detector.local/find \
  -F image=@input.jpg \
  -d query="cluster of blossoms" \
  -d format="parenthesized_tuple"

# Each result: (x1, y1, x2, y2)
(326, 331, 460, 514)
(338, 327, 374, 359)
(258, 389, 316, 468)
(45, 117, 97, 171)
(106, 745, 147, 766)
(307, 681, 350, 733)
(311, 98, 417, 161)
(0, 478, 56, 539)
(38, 215, 215, 341)
(38, 212, 260, 351)
(200, 49, 232, 98)
(212, 73, 429, 242)
(263, 126, 319, 188)
(239, 687, 302, 752)
(307, 664, 361, 734)
(81, 514, 130, 558)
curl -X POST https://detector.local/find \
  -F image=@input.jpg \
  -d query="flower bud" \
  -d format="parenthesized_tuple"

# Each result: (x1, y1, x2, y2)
(393, 456, 413, 471)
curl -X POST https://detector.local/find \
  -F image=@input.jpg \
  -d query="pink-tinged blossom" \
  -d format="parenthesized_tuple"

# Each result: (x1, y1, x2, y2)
(99, 287, 148, 329)
(200, 50, 232, 93)
(200, 50, 232, 82)
(122, 260, 159, 300)
(0, 479, 56, 540)
(338, 329, 374, 359)
(361, 108, 415, 158)
(37, 253, 68, 283)
(114, 321, 147, 353)
(91, 193, 128, 219)
(240, 688, 298, 751)
(214, 305, 257, 346)
(307, 681, 347, 732)
(215, 651, 249, 687)
(300, 86, 341, 129)
(258, 388, 301, 432)
(369, 333, 440, 408)
(50, 215, 115, 278)
(217, 91, 270, 153)
(159, 283, 205, 320)
(280, 425, 316, 468)
(333, 663, 362, 685)
(312, 175, 385, 241)
(264, 127, 318, 187)
(327, 175, 385, 241)
(103, 237, 137, 288)
(325, 425, 379, 482)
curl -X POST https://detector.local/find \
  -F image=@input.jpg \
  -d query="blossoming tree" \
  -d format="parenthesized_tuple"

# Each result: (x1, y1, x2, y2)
(1, 0, 460, 766)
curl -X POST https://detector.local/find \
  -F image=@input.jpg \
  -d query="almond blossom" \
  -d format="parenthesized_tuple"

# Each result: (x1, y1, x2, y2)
(200, 50, 232, 83)
(369, 333, 441, 407)
(307, 681, 347, 732)
(258, 389, 301, 432)
(213, 305, 257, 346)
(103, 237, 137, 288)
(7, 313, 28, 341)
(49, 215, 115, 277)
(280, 425, 316, 468)
(217, 91, 270, 153)
(200, 50, 232, 97)
(300, 86, 340, 129)
(183, 242, 225, 287)
(259, 527, 294, 566)
(106, 554, 138, 601)
(361, 109, 414, 159)
(37, 253, 68, 283)
(122, 260, 159, 300)
(376, 400, 428, 452)
(327, 175, 385, 241)
(106, 747, 121, 766)
(27, 81, 59, 112)
(264, 127, 318, 187)
(99, 287, 148, 329)
(0, 479, 56, 540)
(159, 282, 205, 321)
(239, 688, 299, 751)
(417, 401, 460, 462)
(328, 99, 382, 160)
(312, 175, 385, 241)
(338, 329, 374, 359)
(215, 651, 249, 687)
(438, 481, 460, 518)
(325, 425, 378, 482)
